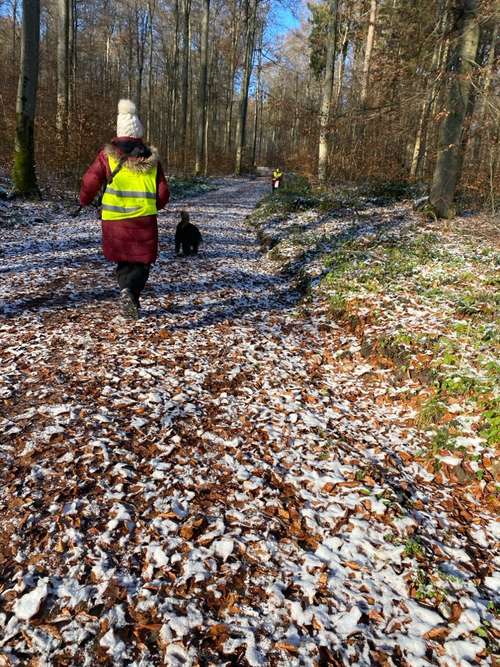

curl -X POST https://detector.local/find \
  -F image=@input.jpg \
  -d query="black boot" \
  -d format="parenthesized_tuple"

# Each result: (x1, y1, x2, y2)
(120, 288, 139, 320)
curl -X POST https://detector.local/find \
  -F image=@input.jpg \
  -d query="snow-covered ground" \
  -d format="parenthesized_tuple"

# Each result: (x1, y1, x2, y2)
(0, 180, 498, 665)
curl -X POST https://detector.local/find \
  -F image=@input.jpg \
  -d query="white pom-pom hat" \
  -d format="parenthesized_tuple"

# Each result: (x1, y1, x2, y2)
(116, 99, 144, 138)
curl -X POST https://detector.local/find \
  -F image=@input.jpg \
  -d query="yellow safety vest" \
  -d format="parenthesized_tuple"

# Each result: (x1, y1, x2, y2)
(273, 170, 282, 179)
(101, 155, 158, 220)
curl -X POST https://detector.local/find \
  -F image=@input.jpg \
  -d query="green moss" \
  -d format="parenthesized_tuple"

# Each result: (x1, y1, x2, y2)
(479, 398, 500, 446)
(456, 291, 498, 319)
(440, 373, 482, 397)
(417, 397, 447, 428)
(431, 427, 454, 453)
(328, 294, 347, 318)
(403, 538, 424, 558)
(12, 113, 39, 196)
(168, 176, 218, 199)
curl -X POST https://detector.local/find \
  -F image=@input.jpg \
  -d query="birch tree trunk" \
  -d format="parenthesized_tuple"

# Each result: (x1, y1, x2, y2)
(195, 0, 210, 175)
(335, 20, 349, 109)
(318, 0, 337, 184)
(134, 3, 149, 117)
(56, 0, 69, 144)
(430, 0, 480, 218)
(235, 0, 257, 175)
(360, 0, 377, 107)
(12, 0, 40, 196)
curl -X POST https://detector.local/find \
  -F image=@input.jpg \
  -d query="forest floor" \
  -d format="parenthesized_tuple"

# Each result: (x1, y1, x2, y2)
(0, 178, 498, 666)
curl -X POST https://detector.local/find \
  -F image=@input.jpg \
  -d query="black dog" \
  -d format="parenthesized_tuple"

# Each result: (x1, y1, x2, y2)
(175, 211, 202, 256)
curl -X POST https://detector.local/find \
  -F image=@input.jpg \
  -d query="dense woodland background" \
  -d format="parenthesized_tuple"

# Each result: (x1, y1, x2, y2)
(0, 0, 498, 213)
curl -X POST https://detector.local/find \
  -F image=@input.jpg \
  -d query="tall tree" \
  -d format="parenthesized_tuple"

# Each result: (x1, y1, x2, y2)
(317, 0, 337, 183)
(195, 0, 210, 175)
(134, 1, 150, 117)
(180, 0, 191, 172)
(12, 0, 40, 196)
(335, 15, 350, 108)
(168, 0, 181, 161)
(146, 0, 156, 141)
(224, 0, 242, 154)
(56, 0, 69, 144)
(473, 15, 498, 163)
(430, 0, 480, 218)
(252, 27, 263, 168)
(410, 2, 450, 179)
(11, 0, 18, 71)
(235, 0, 258, 175)
(360, 0, 377, 106)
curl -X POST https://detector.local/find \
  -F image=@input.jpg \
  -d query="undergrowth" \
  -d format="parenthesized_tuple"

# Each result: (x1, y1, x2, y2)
(169, 176, 219, 200)
(321, 229, 499, 456)
(250, 178, 499, 473)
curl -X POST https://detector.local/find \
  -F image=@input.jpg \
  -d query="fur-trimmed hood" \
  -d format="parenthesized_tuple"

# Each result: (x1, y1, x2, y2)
(104, 141, 159, 173)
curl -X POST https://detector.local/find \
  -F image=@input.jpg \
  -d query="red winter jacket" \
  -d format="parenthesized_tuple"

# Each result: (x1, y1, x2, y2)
(80, 137, 169, 264)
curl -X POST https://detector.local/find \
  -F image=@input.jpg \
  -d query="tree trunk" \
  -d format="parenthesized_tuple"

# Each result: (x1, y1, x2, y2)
(170, 0, 180, 158)
(430, 0, 480, 218)
(410, 4, 449, 178)
(56, 0, 69, 144)
(252, 27, 263, 168)
(180, 0, 191, 172)
(127, 18, 134, 98)
(224, 0, 240, 154)
(12, 0, 18, 71)
(195, 0, 210, 175)
(335, 20, 349, 109)
(318, 0, 337, 184)
(12, 0, 40, 196)
(291, 72, 299, 154)
(204, 57, 211, 176)
(146, 0, 156, 142)
(473, 17, 498, 163)
(360, 0, 377, 107)
(68, 0, 76, 118)
(187, 13, 193, 165)
(235, 0, 257, 175)
(422, 15, 452, 174)
(134, 3, 149, 117)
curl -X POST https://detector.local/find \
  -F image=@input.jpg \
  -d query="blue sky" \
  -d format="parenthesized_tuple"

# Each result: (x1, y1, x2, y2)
(274, 5, 302, 30)
(0, 2, 307, 39)
(268, 2, 304, 38)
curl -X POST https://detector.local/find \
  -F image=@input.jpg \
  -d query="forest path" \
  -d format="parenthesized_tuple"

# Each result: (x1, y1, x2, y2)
(0, 179, 495, 665)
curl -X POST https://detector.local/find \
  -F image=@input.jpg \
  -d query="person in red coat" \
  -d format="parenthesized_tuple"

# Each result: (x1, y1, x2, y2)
(79, 99, 169, 319)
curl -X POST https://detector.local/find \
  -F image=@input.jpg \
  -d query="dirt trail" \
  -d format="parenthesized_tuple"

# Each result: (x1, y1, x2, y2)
(0, 180, 496, 666)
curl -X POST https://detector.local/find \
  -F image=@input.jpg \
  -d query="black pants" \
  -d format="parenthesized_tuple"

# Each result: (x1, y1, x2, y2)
(115, 262, 150, 303)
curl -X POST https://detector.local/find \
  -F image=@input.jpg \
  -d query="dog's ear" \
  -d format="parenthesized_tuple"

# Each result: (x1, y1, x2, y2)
(180, 210, 190, 224)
